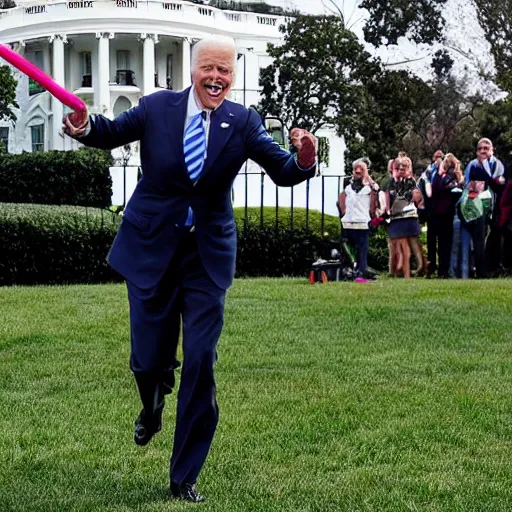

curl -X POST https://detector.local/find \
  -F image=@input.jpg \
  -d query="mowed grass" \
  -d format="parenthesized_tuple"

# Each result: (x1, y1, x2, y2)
(1, 279, 512, 512)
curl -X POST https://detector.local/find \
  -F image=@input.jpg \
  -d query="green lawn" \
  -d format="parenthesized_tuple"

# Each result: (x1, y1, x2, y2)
(1, 278, 512, 511)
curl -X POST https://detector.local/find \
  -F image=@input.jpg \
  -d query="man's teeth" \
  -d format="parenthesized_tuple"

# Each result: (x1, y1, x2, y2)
(205, 84, 223, 92)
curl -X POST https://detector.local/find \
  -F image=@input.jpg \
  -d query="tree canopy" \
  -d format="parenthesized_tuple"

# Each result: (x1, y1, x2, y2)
(257, 11, 487, 178)
(360, 0, 448, 47)
(257, 14, 379, 137)
(471, 0, 512, 92)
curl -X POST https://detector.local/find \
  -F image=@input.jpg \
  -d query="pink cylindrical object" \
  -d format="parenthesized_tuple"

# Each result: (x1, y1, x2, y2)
(0, 43, 87, 113)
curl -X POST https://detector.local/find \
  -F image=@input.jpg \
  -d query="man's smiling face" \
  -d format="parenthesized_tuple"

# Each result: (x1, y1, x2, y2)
(192, 45, 234, 110)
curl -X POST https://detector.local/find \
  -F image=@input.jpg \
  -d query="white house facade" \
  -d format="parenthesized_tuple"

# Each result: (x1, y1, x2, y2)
(0, 0, 344, 215)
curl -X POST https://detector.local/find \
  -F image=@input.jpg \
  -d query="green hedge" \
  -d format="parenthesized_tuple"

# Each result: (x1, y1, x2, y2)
(0, 148, 113, 208)
(236, 224, 336, 278)
(0, 204, 388, 286)
(233, 206, 341, 238)
(0, 204, 121, 286)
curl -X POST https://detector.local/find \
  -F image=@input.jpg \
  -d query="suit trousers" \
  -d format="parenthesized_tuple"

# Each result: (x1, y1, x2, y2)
(126, 230, 226, 486)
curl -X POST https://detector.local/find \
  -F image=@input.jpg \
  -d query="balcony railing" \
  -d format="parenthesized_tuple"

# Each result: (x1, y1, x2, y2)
(0, 0, 283, 39)
(115, 69, 136, 86)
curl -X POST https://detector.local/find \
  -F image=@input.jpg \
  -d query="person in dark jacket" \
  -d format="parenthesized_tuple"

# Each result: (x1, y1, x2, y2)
(462, 138, 505, 278)
(63, 35, 318, 502)
(427, 153, 464, 278)
(418, 149, 444, 276)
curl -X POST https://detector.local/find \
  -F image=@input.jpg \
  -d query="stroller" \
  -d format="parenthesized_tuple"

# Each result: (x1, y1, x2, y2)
(309, 201, 377, 283)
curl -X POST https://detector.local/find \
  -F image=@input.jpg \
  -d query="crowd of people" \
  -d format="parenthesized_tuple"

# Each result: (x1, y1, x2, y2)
(338, 138, 512, 279)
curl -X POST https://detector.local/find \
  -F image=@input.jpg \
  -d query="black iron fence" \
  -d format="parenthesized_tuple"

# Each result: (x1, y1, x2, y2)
(237, 170, 345, 234)
(113, 164, 346, 234)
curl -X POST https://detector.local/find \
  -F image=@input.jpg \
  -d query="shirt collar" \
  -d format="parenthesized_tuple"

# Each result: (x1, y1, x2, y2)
(188, 86, 204, 118)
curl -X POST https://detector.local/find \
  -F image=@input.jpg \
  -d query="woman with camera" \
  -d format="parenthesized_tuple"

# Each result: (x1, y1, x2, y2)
(386, 155, 424, 279)
(338, 158, 379, 278)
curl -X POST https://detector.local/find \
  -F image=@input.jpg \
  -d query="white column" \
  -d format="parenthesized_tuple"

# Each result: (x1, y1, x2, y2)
(50, 34, 66, 151)
(142, 33, 157, 96)
(95, 32, 112, 115)
(181, 37, 191, 89)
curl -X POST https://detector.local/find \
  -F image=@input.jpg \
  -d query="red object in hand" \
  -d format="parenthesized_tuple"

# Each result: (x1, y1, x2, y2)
(297, 133, 316, 169)
(370, 217, 384, 229)
(0, 43, 86, 115)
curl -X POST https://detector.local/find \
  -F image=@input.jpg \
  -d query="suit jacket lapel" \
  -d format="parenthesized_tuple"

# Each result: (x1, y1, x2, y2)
(200, 101, 235, 181)
(166, 87, 190, 185)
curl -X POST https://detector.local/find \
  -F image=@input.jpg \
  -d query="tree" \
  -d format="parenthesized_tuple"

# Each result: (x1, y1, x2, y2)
(399, 52, 481, 164)
(345, 68, 434, 177)
(470, 0, 512, 92)
(0, 66, 18, 123)
(257, 14, 380, 136)
(360, 0, 448, 47)
(473, 100, 512, 170)
(345, 52, 482, 176)
(257, 11, 483, 179)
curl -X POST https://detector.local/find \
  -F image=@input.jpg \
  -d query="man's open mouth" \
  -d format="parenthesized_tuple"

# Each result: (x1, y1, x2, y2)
(205, 84, 224, 95)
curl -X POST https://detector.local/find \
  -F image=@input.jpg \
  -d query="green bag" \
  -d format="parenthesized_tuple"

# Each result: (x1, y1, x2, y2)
(459, 189, 493, 224)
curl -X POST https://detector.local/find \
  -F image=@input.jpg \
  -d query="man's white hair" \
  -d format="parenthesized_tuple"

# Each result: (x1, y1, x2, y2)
(191, 35, 237, 74)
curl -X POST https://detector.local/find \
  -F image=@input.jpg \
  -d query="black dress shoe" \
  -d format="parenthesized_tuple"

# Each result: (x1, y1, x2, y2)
(170, 482, 205, 503)
(134, 400, 164, 446)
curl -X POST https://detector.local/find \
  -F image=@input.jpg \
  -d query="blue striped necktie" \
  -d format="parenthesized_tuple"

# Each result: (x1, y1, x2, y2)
(184, 111, 206, 182)
(183, 111, 206, 227)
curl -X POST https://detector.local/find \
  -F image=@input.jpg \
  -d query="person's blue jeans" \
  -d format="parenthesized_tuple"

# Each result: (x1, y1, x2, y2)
(449, 215, 461, 278)
(344, 228, 370, 273)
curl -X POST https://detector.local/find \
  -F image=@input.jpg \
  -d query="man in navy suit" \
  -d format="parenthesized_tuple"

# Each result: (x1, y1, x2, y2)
(64, 35, 317, 502)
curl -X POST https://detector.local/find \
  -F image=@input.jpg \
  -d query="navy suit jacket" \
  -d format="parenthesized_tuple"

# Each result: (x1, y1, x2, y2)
(81, 88, 316, 291)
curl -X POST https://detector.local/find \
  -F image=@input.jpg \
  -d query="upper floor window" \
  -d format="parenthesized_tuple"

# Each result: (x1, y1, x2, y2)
(81, 52, 92, 87)
(81, 52, 92, 75)
(26, 48, 44, 68)
(26, 49, 45, 95)
(166, 54, 173, 90)
(116, 50, 130, 71)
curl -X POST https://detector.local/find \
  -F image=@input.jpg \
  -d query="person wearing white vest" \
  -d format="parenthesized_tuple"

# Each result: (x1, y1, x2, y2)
(339, 158, 378, 276)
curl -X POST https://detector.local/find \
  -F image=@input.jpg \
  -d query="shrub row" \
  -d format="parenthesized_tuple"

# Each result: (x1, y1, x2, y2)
(0, 204, 121, 286)
(0, 148, 113, 208)
(0, 204, 388, 286)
